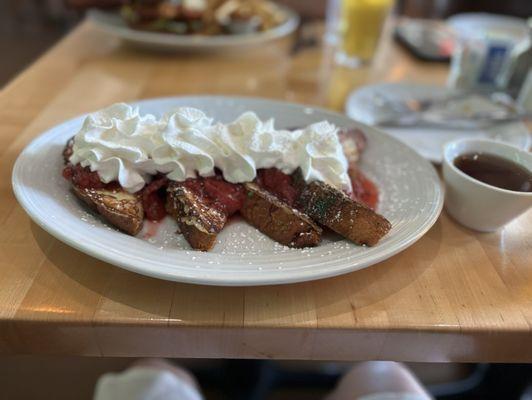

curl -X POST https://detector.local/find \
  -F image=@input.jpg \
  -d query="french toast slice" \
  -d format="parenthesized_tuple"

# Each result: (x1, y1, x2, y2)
(297, 181, 391, 246)
(72, 185, 144, 235)
(165, 182, 227, 251)
(64, 139, 144, 236)
(240, 183, 322, 248)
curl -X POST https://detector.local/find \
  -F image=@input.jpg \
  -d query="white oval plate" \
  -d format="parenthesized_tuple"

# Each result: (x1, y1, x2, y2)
(13, 96, 443, 286)
(346, 83, 531, 164)
(88, 8, 299, 51)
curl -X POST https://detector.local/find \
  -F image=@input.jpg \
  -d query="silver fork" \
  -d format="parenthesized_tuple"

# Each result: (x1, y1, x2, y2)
(372, 91, 472, 115)
(377, 110, 532, 129)
(372, 91, 525, 129)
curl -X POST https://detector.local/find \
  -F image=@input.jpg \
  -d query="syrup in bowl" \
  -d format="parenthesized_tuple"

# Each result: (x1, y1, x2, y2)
(454, 152, 532, 193)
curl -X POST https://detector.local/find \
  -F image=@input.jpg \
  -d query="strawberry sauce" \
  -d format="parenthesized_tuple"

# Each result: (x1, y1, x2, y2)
(62, 164, 109, 190)
(180, 175, 246, 217)
(255, 167, 379, 210)
(64, 163, 379, 222)
(142, 220, 161, 239)
(141, 176, 168, 221)
(256, 168, 299, 206)
(349, 169, 379, 210)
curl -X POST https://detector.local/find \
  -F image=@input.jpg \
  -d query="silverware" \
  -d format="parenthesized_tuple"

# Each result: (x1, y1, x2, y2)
(377, 110, 532, 129)
(373, 91, 517, 113)
(372, 91, 526, 129)
(373, 91, 472, 114)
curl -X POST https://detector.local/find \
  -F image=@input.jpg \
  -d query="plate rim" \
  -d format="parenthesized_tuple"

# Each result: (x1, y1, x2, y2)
(12, 95, 444, 286)
(87, 7, 300, 49)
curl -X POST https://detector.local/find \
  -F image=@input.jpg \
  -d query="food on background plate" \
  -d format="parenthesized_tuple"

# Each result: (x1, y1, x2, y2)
(62, 103, 391, 251)
(120, 0, 287, 35)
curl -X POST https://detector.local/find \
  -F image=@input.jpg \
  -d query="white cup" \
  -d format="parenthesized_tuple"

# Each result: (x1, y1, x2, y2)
(442, 139, 532, 232)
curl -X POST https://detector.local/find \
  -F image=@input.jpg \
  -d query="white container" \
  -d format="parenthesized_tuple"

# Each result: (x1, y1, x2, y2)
(446, 13, 528, 92)
(325, 0, 341, 44)
(518, 69, 532, 112)
(442, 138, 532, 232)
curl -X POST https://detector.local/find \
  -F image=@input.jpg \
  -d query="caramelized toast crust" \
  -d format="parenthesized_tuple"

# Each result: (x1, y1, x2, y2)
(241, 183, 322, 248)
(166, 182, 227, 251)
(72, 185, 144, 236)
(65, 138, 144, 236)
(297, 181, 391, 246)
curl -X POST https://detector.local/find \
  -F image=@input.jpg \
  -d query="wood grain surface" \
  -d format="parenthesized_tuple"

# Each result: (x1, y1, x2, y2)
(0, 20, 531, 362)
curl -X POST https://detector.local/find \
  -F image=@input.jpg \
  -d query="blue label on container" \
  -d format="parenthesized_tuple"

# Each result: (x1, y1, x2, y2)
(478, 45, 508, 84)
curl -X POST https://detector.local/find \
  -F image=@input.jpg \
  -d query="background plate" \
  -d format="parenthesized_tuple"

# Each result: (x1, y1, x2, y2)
(13, 96, 443, 286)
(447, 12, 528, 41)
(346, 83, 531, 163)
(88, 8, 299, 51)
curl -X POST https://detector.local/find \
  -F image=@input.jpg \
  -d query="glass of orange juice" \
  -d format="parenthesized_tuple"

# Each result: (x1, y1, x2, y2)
(336, 0, 394, 67)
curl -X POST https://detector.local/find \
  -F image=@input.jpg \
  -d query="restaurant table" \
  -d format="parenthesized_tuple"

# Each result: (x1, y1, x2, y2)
(0, 20, 531, 363)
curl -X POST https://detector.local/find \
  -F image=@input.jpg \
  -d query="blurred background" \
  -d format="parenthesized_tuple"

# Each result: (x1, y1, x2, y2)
(1, 1, 531, 399)
(1, 0, 531, 87)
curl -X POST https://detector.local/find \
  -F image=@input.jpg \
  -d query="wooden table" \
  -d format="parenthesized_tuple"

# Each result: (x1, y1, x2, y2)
(1, 20, 531, 362)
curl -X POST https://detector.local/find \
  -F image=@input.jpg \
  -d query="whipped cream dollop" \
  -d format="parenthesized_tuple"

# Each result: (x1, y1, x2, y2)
(69, 103, 352, 193)
(69, 103, 161, 193)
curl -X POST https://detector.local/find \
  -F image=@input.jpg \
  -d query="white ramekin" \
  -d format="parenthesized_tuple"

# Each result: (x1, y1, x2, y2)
(442, 138, 532, 232)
